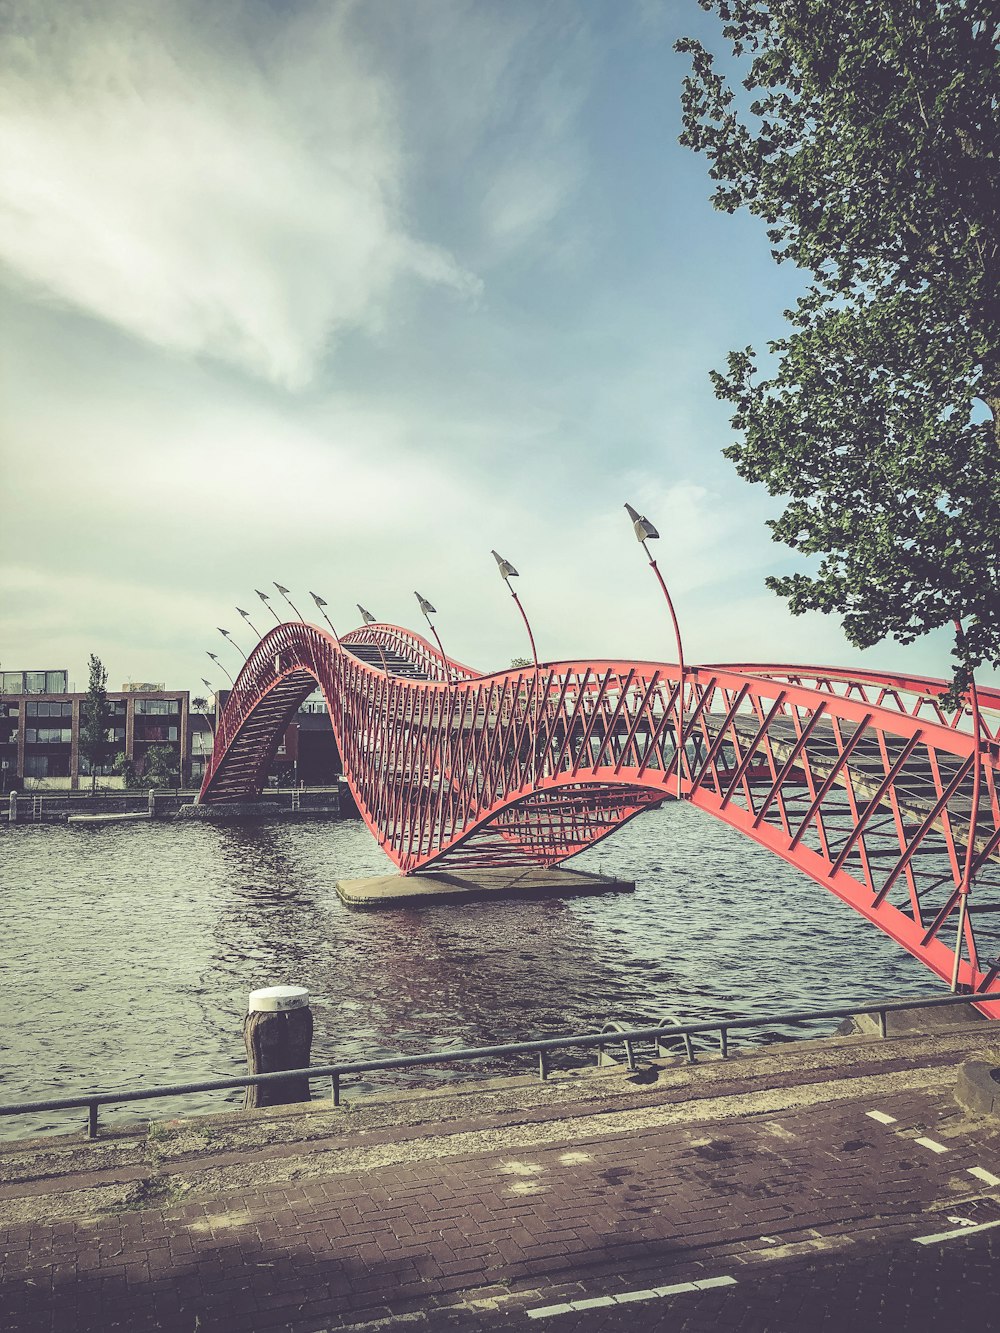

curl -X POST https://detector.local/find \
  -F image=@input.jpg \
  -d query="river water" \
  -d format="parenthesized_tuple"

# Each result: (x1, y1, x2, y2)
(1, 803, 940, 1139)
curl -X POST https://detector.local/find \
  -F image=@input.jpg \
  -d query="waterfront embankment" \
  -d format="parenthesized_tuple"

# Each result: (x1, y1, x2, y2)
(1, 1009, 998, 1331)
(5, 785, 343, 824)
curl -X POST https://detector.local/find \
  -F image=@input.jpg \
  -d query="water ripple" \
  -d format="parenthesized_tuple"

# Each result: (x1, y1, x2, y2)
(1, 803, 938, 1137)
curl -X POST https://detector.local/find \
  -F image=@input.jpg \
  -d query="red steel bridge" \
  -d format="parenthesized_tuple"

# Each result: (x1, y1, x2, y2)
(199, 621, 1000, 1003)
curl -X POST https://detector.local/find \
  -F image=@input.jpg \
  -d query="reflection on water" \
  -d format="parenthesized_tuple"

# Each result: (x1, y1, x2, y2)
(1, 803, 940, 1137)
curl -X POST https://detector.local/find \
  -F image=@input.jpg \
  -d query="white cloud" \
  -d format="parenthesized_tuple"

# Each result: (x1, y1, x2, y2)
(0, 1, 480, 387)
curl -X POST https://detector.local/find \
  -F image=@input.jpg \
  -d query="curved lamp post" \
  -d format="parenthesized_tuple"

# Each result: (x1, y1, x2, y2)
(491, 551, 539, 672)
(217, 626, 247, 660)
(274, 582, 305, 623)
(492, 550, 541, 787)
(236, 607, 261, 639)
(951, 619, 985, 992)
(415, 592, 452, 684)
(624, 503, 686, 800)
(357, 605, 390, 675)
(256, 589, 282, 624)
(309, 591, 339, 640)
(196, 677, 217, 740)
(205, 650, 235, 687)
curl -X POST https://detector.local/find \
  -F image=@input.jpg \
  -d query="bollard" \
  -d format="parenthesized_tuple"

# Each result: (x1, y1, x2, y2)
(8, 790, 16, 824)
(147, 788, 157, 818)
(243, 985, 313, 1110)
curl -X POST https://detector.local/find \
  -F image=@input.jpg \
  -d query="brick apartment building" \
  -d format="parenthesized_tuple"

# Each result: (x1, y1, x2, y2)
(1, 671, 340, 792)
(0, 668, 189, 791)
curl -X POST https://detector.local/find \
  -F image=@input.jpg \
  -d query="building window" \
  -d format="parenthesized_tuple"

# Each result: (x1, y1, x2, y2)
(27, 728, 72, 744)
(46, 671, 68, 693)
(24, 702, 72, 718)
(25, 672, 46, 694)
(134, 699, 180, 715)
(24, 756, 49, 778)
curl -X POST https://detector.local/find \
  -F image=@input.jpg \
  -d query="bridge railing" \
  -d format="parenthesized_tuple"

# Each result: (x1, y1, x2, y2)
(2, 992, 996, 1140)
(708, 664, 1000, 741)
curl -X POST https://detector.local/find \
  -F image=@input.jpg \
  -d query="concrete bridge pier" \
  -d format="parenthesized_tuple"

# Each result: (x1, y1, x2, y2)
(335, 864, 634, 908)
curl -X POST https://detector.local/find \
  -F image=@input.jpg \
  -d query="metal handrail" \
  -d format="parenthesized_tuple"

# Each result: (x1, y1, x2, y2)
(1, 991, 996, 1140)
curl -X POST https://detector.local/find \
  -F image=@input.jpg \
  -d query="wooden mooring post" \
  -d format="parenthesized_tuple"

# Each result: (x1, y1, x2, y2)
(243, 985, 313, 1109)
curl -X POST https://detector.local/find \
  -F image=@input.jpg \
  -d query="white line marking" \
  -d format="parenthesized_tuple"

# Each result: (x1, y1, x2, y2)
(968, 1166, 1000, 1187)
(915, 1136, 949, 1154)
(866, 1110, 896, 1124)
(914, 1218, 1000, 1245)
(527, 1276, 737, 1317)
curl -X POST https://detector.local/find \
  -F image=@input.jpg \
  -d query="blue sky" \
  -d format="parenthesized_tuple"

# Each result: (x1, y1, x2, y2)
(0, 0, 970, 692)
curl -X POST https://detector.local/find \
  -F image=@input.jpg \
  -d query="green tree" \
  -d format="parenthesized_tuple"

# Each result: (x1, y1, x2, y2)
(677, 0, 999, 691)
(79, 654, 112, 792)
(114, 745, 180, 790)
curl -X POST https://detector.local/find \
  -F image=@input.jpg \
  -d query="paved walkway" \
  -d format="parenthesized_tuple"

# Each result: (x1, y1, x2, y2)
(2, 1025, 999, 1331)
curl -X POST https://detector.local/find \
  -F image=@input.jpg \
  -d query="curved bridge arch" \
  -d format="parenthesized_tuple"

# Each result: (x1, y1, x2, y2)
(200, 621, 1000, 1001)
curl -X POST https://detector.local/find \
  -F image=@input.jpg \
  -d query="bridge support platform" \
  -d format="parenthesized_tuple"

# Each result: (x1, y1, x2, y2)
(335, 864, 634, 908)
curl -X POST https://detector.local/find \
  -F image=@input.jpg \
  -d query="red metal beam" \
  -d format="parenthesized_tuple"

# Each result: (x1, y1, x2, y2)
(200, 626, 1000, 1006)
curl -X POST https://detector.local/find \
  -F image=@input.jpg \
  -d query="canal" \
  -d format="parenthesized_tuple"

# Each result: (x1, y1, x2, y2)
(2, 802, 941, 1138)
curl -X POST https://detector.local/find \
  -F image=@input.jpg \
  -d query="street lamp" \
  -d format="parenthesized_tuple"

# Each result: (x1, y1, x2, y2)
(274, 582, 305, 622)
(197, 678, 217, 738)
(236, 607, 261, 639)
(256, 589, 282, 624)
(415, 592, 453, 684)
(492, 550, 541, 787)
(624, 502, 687, 801)
(357, 605, 390, 674)
(205, 650, 235, 687)
(309, 591, 339, 640)
(217, 627, 247, 659)
(491, 551, 539, 673)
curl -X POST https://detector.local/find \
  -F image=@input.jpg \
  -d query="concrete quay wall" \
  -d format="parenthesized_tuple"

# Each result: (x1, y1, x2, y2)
(4, 785, 344, 825)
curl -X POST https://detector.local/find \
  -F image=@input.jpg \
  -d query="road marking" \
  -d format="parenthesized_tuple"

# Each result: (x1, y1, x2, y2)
(865, 1110, 896, 1124)
(526, 1275, 737, 1318)
(915, 1136, 948, 1154)
(968, 1166, 1000, 1186)
(913, 1218, 1000, 1245)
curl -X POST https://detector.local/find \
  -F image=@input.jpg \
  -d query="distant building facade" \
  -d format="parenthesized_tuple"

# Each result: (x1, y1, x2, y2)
(1, 673, 341, 792)
(0, 668, 189, 791)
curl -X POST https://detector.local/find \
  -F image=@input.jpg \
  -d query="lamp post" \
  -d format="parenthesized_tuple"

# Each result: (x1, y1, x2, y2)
(309, 592, 339, 640)
(274, 582, 305, 623)
(237, 607, 262, 639)
(194, 677, 218, 762)
(415, 592, 452, 684)
(256, 589, 282, 624)
(217, 626, 247, 660)
(492, 550, 541, 788)
(206, 651, 235, 687)
(624, 503, 686, 801)
(950, 619, 985, 993)
(491, 551, 539, 672)
(357, 605, 390, 675)
(197, 676, 217, 742)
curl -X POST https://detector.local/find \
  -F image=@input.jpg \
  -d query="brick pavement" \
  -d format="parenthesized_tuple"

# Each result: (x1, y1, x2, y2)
(2, 1037, 999, 1332)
